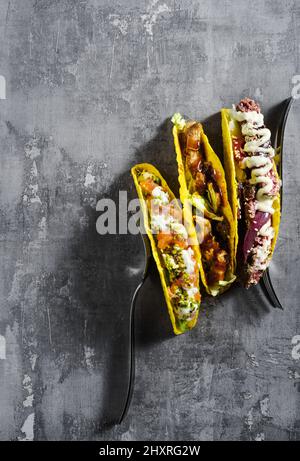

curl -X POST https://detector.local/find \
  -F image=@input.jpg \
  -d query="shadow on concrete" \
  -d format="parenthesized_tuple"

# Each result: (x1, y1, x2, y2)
(53, 109, 284, 437)
(92, 119, 180, 430)
(201, 112, 224, 163)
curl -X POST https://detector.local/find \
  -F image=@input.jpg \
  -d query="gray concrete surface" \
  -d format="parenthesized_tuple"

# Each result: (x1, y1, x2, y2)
(0, 0, 299, 441)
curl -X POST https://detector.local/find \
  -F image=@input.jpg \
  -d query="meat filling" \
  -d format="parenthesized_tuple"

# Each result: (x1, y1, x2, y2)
(231, 98, 280, 286)
(182, 122, 229, 285)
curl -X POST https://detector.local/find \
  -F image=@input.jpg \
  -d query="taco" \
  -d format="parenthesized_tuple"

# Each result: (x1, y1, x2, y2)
(221, 98, 281, 287)
(131, 163, 201, 334)
(172, 114, 236, 296)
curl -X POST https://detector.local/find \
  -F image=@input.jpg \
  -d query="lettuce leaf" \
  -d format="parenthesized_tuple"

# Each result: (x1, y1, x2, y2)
(209, 274, 237, 296)
(190, 193, 223, 221)
(207, 182, 221, 213)
(171, 112, 186, 131)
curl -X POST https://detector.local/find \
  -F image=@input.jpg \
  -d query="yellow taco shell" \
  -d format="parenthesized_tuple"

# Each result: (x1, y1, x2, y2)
(172, 115, 236, 296)
(221, 108, 281, 267)
(131, 163, 201, 335)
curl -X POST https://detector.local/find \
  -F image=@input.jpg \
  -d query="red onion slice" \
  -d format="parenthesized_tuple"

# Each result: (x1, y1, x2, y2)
(243, 211, 270, 262)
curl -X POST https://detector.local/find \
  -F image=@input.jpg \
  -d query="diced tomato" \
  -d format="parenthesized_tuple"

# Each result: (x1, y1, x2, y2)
(194, 292, 201, 302)
(157, 226, 188, 250)
(169, 282, 180, 297)
(139, 179, 156, 195)
(170, 279, 183, 291)
(157, 232, 173, 249)
(167, 287, 175, 298)
(187, 273, 198, 285)
(173, 239, 188, 249)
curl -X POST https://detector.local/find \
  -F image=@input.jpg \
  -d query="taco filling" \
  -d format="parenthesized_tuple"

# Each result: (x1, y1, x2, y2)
(229, 98, 281, 286)
(137, 169, 201, 328)
(172, 114, 235, 293)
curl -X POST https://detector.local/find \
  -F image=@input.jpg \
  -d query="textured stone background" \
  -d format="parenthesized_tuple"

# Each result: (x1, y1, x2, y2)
(0, 0, 299, 441)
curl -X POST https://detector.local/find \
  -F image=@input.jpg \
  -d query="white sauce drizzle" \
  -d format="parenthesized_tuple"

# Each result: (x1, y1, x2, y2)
(181, 248, 196, 274)
(231, 107, 264, 125)
(231, 107, 277, 215)
(259, 219, 274, 238)
(185, 286, 198, 297)
(231, 106, 281, 268)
